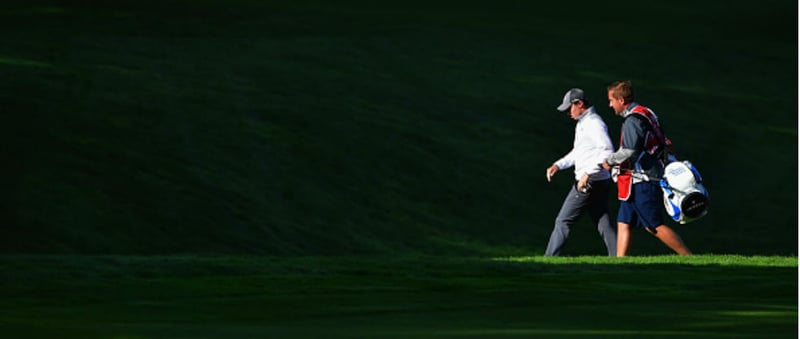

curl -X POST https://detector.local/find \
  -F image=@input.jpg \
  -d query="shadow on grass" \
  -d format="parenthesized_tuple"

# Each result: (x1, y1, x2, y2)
(0, 255, 795, 338)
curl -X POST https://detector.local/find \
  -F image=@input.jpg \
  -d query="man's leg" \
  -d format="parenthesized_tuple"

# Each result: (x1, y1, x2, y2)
(588, 179, 616, 256)
(617, 222, 631, 257)
(595, 213, 616, 256)
(635, 182, 692, 255)
(615, 199, 637, 257)
(545, 184, 589, 256)
(646, 225, 692, 255)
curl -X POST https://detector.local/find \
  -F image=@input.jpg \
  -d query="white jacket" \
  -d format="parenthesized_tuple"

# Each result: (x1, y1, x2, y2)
(553, 107, 614, 181)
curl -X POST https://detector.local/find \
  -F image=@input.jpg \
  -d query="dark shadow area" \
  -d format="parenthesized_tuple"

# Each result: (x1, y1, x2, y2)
(0, 1, 796, 258)
(0, 255, 795, 338)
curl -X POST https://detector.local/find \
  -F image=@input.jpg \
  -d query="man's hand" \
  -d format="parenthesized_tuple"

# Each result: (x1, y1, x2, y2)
(601, 160, 612, 170)
(546, 165, 559, 182)
(577, 173, 590, 192)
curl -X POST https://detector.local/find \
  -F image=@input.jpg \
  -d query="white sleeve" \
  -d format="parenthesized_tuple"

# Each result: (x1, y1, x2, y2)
(587, 118, 614, 169)
(553, 149, 575, 170)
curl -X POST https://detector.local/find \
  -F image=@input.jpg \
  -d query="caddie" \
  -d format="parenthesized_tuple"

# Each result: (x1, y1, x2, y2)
(601, 80, 692, 256)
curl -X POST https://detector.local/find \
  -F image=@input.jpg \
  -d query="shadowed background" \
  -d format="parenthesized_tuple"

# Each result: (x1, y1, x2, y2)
(0, 0, 796, 256)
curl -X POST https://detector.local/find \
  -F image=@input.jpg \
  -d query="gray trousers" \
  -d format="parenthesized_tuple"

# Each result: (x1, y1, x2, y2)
(545, 178, 616, 256)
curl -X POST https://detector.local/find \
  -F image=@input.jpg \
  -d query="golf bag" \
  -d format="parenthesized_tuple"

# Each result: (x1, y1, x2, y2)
(660, 160, 709, 224)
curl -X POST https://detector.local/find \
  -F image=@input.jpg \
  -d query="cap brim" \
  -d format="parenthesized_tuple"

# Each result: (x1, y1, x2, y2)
(556, 102, 571, 111)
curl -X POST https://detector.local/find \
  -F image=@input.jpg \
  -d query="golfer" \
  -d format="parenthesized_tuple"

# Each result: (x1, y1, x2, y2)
(601, 80, 691, 256)
(545, 88, 616, 256)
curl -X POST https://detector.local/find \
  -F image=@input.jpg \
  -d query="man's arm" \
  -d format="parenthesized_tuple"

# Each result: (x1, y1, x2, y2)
(547, 150, 575, 182)
(603, 117, 646, 168)
(586, 118, 615, 173)
(606, 148, 637, 166)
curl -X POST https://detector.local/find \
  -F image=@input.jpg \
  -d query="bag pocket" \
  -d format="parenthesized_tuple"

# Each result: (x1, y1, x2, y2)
(617, 171, 632, 201)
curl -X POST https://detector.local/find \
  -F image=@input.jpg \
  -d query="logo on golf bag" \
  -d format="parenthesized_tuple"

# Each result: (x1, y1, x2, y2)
(660, 161, 709, 224)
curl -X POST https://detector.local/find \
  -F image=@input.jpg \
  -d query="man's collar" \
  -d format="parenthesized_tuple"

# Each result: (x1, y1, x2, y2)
(577, 106, 596, 121)
(621, 102, 639, 117)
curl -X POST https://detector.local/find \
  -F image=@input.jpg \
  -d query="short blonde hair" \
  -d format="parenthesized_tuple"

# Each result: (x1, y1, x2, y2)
(608, 80, 635, 103)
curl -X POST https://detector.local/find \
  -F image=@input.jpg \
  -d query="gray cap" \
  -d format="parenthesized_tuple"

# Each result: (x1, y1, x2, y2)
(557, 88, 586, 111)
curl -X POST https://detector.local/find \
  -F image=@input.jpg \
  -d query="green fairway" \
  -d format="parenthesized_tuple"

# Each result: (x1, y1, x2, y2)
(0, 255, 795, 338)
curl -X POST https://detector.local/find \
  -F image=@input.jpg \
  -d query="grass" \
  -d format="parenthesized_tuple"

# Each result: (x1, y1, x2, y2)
(0, 0, 796, 256)
(0, 1, 796, 337)
(0, 255, 795, 338)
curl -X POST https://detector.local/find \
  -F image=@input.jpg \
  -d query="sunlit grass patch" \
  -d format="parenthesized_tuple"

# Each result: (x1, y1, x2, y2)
(420, 328, 724, 337)
(0, 56, 52, 68)
(491, 255, 798, 267)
